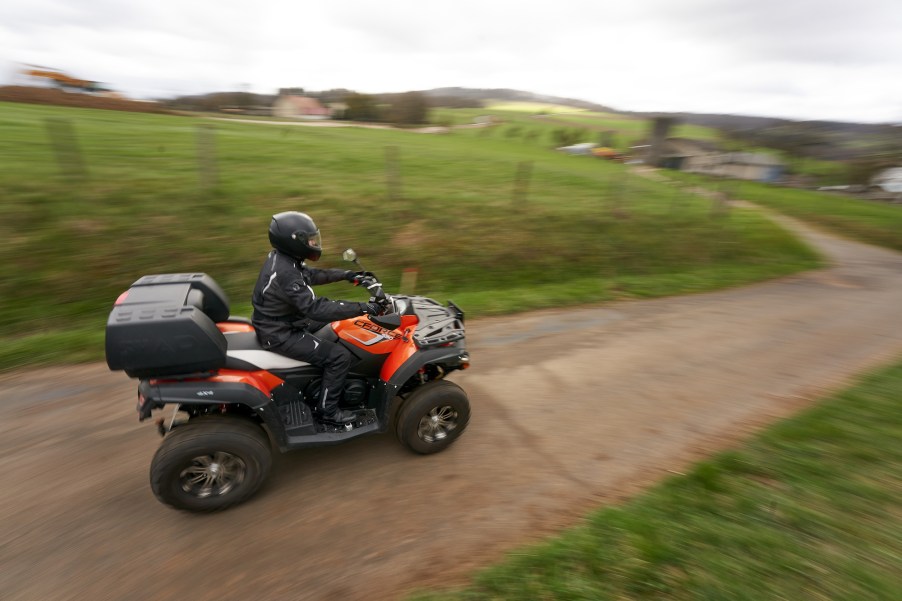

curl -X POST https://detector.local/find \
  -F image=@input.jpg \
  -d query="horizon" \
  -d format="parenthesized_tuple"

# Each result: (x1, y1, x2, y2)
(3, 1, 900, 125)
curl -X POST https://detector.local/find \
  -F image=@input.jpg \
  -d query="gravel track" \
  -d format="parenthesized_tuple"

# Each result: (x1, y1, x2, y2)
(2, 212, 901, 601)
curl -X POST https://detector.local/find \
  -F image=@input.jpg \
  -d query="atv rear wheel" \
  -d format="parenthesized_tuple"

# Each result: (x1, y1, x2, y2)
(150, 416, 272, 512)
(396, 380, 470, 454)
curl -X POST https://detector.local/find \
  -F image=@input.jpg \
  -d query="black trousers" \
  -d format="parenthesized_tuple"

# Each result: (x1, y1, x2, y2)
(272, 332, 352, 413)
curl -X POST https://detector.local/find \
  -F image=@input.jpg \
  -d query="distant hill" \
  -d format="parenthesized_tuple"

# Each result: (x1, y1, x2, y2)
(422, 87, 896, 133)
(624, 111, 901, 161)
(420, 87, 617, 113)
(623, 110, 898, 137)
(8, 79, 894, 167)
(419, 88, 900, 161)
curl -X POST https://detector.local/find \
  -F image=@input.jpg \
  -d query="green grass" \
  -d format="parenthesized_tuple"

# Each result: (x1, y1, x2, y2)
(0, 101, 820, 370)
(787, 157, 851, 186)
(411, 359, 902, 600)
(483, 101, 587, 114)
(665, 171, 902, 252)
(430, 107, 720, 154)
(526, 111, 722, 151)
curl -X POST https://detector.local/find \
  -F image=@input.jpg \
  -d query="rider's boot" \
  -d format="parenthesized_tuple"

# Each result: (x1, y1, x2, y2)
(321, 406, 356, 425)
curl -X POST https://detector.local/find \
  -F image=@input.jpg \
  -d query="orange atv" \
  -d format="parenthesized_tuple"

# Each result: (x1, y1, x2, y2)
(105, 250, 470, 512)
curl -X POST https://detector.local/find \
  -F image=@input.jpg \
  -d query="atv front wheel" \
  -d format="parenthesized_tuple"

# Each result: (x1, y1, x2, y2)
(150, 416, 272, 512)
(396, 380, 470, 454)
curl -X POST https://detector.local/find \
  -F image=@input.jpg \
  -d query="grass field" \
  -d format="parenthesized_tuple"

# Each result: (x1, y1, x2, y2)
(483, 101, 589, 114)
(4, 101, 898, 601)
(535, 111, 721, 148)
(475, 101, 719, 144)
(412, 358, 902, 600)
(664, 171, 902, 252)
(0, 101, 820, 370)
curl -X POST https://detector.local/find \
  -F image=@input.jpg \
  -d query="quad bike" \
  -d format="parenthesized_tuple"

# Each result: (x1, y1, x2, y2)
(105, 250, 470, 512)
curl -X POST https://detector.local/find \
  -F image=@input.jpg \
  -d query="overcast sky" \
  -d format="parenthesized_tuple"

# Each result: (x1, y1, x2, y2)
(2, 0, 901, 123)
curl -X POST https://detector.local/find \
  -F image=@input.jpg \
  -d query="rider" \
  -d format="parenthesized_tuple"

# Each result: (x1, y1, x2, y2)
(251, 211, 382, 424)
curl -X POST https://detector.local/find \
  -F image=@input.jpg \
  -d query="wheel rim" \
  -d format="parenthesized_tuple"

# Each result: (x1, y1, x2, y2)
(179, 452, 247, 498)
(416, 405, 459, 444)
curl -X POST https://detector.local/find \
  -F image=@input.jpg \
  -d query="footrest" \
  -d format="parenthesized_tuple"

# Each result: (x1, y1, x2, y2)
(354, 408, 377, 428)
(280, 400, 311, 427)
(315, 409, 377, 433)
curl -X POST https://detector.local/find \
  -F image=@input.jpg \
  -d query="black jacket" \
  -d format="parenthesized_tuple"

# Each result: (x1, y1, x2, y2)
(251, 250, 368, 346)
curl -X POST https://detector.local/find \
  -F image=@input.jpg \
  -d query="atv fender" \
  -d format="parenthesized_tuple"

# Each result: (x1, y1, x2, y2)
(377, 346, 468, 422)
(140, 379, 270, 409)
(138, 379, 288, 450)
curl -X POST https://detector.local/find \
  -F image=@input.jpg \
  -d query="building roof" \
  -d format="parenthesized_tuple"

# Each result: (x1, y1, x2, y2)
(721, 152, 783, 166)
(277, 95, 329, 115)
(659, 137, 720, 157)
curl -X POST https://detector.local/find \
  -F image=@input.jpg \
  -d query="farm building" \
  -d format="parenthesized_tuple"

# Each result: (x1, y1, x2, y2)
(652, 138, 784, 183)
(870, 167, 902, 194)
(656, 138, 720, 170)
(272, 95, 330, 120)
(712, 152, 784, 182)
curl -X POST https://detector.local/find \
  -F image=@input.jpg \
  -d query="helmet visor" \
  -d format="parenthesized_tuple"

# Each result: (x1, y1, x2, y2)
(305, 229, 322, 250)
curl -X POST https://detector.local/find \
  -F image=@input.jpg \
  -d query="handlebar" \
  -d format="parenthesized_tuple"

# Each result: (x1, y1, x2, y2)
(344, 250, 398, 316)
(358, 275, 394, 314)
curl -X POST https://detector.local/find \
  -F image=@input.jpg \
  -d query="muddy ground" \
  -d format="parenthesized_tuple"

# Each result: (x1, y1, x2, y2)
(2, 213, 901, 601)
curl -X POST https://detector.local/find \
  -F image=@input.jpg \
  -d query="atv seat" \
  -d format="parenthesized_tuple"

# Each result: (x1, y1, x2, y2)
(224, 331, 311, 371)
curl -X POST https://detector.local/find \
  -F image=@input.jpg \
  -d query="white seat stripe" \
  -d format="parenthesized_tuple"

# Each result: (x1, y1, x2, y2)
(227, 350, 310, 370)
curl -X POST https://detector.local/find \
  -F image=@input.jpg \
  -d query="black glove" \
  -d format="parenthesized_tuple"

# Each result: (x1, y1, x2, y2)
(361, 301, 383, 315)
(359, 277, 384, 293)
(347, 270, 376, 285)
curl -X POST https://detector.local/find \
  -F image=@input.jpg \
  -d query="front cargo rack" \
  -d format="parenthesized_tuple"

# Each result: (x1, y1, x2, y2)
(411, 298, 465, 348)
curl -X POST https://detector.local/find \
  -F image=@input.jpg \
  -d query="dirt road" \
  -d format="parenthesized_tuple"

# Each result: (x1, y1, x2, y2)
(2, 213, 901, 601)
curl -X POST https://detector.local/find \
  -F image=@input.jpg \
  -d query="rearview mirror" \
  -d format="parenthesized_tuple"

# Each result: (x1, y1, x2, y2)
(342, 248, 357, 262)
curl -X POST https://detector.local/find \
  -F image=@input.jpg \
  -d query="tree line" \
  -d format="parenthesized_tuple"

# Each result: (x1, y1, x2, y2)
(163, 89, 483, 127)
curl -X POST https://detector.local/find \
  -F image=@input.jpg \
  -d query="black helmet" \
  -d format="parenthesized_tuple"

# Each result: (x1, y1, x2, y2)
(268, 211, 323, 261)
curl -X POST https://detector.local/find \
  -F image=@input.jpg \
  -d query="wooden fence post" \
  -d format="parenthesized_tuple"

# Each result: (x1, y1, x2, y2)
(196, 124, 218, 190)
(45, 118, 88, 180)
(512, 160, 533, 207)
(385, 146, 402, 201)
(608, 167, 629, 218)
(711, 177, 731, 218)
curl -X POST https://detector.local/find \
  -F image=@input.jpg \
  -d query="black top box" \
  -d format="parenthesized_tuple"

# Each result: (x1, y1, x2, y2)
(105, 274, 231, 378)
